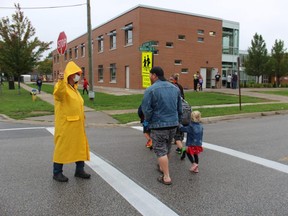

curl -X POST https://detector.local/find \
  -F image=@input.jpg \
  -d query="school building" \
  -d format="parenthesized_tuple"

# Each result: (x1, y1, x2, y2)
(52, 5, 239, 90)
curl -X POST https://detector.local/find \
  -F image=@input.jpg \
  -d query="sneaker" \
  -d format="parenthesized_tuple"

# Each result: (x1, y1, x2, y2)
(53, 173, 69, 182)
(75, 170, 91, 179)
(146, 139, 152, 148)
(176, 148, 181, 154)
(180, 149, 186, 160)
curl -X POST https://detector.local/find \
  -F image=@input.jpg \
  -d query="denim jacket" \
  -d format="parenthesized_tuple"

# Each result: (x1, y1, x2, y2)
(179, 122, 203, 146)
(141, 80, 182, 129)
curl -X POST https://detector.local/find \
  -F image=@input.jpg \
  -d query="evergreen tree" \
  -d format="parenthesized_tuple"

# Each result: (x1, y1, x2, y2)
(270, 40, 288, 86)
(244, 33, 269, 83)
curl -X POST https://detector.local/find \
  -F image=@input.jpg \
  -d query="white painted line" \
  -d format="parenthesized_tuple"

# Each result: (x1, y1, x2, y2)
(132, 126, 288, 174)
(87, 153, 179, 216)
(0, 127, 45, 132)
(46, 127, 179, 216)
(203, 142, 288, 174)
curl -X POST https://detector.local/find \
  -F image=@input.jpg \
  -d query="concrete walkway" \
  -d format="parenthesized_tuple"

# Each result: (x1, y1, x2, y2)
(2, 83, 288, 126)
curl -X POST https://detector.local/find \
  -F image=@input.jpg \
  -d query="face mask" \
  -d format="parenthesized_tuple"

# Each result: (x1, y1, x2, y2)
(73, 74, 80, 83)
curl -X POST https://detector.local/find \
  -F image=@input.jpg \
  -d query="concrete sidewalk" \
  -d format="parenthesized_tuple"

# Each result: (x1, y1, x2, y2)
(2, 83, 288, 126)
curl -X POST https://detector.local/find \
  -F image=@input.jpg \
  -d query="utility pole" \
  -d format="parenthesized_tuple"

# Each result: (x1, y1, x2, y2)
(87, 0, 94, 101)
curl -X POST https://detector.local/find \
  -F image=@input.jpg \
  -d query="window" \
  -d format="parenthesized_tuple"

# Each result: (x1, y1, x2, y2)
(97, 35, 104, 52)
(74, 46, 78, 59)
(56, 54, 59, 63)
(123, 23, 133, 45)
(98, 65, 104, 82)
(209, 31, 216, 36)
(69, 48, 72, 60)
(197, 29, 204, 35)
(178, 35, 185, 40)
(110, 63, 116, 82)
(181, 68, 189, 73)
(174, 60, 182, 65)
(108, 30, 116, 49)
(166, 42, 173, 47)
(80, 43, 85, 57)
(64, 51, 68, 61)
(197, 37, 204, 42)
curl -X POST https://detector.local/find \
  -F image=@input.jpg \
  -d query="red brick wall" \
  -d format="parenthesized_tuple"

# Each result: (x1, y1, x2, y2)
(53, 6, 223, 90)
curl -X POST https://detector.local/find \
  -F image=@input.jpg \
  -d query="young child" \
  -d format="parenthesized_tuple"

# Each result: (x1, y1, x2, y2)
(137, 105, 152, 149)
(179, 111, 203, 173)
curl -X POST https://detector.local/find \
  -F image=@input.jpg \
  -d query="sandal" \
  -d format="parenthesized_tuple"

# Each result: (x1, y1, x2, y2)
(157, 175, 172, 185)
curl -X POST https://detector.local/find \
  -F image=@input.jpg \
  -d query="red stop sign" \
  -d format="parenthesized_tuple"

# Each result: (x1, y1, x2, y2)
(57, 31, 67, 55)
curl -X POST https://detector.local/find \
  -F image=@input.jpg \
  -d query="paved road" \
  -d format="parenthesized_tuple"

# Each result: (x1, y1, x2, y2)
(1, 114, 288, 215)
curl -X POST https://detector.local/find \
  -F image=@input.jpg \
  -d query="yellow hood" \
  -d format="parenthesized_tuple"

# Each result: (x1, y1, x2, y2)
(64, 61, 82, 83)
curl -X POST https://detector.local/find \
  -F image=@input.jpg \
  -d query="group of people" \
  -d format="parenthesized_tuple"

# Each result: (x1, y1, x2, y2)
(141, 67, 204, 185)
(52, 61, 204, 186)
(193, 71, 203, 91)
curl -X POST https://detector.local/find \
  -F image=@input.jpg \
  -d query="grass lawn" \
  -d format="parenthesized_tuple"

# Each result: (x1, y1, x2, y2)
(254, 89, 288, 97)
(1, 82, 287, 123)
(0, 83, 54, 119)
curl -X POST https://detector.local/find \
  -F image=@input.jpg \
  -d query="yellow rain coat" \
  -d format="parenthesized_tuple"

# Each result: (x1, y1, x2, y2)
(53, 61, 90, 164)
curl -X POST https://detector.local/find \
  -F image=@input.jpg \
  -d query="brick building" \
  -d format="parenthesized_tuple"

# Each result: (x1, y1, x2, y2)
(53, 5, 239, 90)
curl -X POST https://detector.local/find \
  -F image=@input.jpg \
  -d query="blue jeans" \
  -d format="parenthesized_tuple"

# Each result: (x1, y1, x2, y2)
(53, 161, 85, 175)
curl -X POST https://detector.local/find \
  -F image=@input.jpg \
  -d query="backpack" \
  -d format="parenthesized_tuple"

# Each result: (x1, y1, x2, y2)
(181, 99, 192, 126)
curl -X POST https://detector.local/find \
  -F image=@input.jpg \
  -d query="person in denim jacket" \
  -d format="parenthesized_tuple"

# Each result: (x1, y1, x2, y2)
(179, 111, 203, 173)
(142, 66, 182, 185)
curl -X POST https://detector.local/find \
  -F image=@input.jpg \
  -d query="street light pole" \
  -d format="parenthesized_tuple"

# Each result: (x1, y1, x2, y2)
(87, 0, 94, 101)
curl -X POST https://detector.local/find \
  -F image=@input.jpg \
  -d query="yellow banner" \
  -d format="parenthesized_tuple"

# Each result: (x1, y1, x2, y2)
(142, 75, 151, 88)
(141, 52, 153, 88)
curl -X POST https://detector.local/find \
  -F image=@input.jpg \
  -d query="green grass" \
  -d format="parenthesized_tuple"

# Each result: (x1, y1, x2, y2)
(2, 82, 288, 123)
(112, 103, 288, 124)
(254, 89, 288, 97)
(0, 82, 54, 119)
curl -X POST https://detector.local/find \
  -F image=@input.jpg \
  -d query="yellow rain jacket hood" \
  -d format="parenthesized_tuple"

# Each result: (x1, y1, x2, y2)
(53, 61, 90, 164)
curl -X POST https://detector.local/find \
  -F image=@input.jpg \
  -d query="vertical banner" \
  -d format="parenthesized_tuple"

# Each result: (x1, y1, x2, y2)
(141, 52, 153, 88)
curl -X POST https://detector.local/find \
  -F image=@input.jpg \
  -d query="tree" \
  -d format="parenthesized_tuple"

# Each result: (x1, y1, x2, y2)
(244, 33, 269, 83)
(269, 40, 288, 86)
(37, 53, 53, 75)
(0, 4, 52, 91)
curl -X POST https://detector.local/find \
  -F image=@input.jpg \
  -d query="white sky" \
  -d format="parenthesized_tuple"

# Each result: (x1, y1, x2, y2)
(1, 0, 287, 58)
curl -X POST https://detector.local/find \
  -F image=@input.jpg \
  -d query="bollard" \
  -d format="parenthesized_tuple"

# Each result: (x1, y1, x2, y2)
(30, 88, 37, 101)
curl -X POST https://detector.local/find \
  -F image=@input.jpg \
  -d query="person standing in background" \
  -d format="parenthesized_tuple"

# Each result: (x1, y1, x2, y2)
(36, 76, 43, 94)
(227, 74, 232, 88)
(82, 78, 89, 95)
(193, 71, 199, 91)
(215, 72, 221, 89)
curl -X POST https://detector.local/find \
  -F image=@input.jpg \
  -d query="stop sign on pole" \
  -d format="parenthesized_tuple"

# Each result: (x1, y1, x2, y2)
(57, 31, 67, 55)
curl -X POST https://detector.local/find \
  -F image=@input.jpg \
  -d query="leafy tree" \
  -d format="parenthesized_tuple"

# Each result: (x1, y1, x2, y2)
(37, 53, 53, 75)
(244, 33, 269, 83)
(0, 4, 52, 91)
(269, 40, 288, 86)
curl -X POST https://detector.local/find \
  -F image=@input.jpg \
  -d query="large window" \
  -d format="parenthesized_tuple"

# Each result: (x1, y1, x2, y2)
(97, 35, 104, 52)
(80, 43, 85, 57)
(222, 28, 239, 55)
(74, 46, 78, 59)
(110, 63, 116, 82)
(108, 30, 117, 49)
(98, 65, 104, 82)
(123, 23, 133, 45)
(69, 48, 72, 60)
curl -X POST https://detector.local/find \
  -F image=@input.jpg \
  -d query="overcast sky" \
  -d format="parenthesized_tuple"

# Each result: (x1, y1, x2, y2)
(1, 0, 287, 58)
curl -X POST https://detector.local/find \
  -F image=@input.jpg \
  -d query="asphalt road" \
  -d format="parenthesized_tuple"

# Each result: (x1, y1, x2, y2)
(0, 114, 288, 216)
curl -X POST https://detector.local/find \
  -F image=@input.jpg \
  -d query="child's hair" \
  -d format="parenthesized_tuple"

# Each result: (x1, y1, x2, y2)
(173, 73, 180, 81)
(191, 110, 201, 123)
